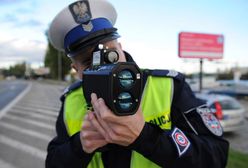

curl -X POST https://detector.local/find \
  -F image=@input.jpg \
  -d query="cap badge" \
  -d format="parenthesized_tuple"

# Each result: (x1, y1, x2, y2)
(69, 0, 92, 24)
(82, 21, 93, 32)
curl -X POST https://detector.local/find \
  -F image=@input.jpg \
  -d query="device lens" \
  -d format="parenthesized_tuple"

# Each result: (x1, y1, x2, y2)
(106, 51, 119, 63)
(117, 92, 133, 110)
(118, 70, 134, 89)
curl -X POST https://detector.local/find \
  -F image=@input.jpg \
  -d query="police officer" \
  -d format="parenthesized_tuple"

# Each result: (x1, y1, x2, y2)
(46, 0, 229, 167)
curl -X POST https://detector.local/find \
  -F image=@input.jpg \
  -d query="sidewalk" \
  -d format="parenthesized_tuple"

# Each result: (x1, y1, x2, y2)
(31, 79, 70, 86)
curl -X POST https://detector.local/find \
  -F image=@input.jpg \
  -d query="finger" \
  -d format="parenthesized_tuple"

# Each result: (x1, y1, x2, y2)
(91, 99, 114, 130)
(83, 139, 107, 153)
(90, 139, 107, 148)
(81, 130, 105, 140)
(82, 120, 98, 131)
(90, 95, 119, 142)
(91, 94, 115, 121)
(135, 105, 143, 115)
(91, 93, 98, 107)
(93, 111, 114, 142)
(82, 113, 97, 131)
(97, 98, 118, 121)
(93, 113, 128, 145)
(91, 93, 102, 117)
(88, 112, 108, 139)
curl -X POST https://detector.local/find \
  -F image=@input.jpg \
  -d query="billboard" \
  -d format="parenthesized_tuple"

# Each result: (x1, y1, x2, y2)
(179, 32, 224, 59)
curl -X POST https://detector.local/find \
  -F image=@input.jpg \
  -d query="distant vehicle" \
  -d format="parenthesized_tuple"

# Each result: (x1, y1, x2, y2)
(6, 76, 16, 80)
(195, 93, 245, 132)
(209, 80, 248, 98)
(217, 80, 248, 87)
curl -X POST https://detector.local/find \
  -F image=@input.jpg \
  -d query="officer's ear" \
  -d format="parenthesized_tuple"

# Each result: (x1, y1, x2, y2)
(71, 63, 78, 72)
(118, 42, 122, 50)
(117, 42, 127, 62)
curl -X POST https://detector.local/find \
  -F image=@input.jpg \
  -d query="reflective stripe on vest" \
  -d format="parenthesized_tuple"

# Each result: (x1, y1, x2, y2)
(64, 76, 173, 168)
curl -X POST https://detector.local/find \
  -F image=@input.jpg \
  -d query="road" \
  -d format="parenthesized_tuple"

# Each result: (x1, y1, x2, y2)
(224, 119, 248, 154)
(0, 80, 28, 111)
(224, 99, 248, 154)
(0, 80, 247, 168)
(0, 80, 65, 168)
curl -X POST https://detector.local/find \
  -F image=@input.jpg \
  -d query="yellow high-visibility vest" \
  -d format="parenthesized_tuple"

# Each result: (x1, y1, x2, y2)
(64, 76, 173, 168)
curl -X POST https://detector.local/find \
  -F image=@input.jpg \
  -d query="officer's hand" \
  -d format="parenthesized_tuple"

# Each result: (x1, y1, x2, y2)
(91, 93, 145, 146)
(80, 112, 108, 153)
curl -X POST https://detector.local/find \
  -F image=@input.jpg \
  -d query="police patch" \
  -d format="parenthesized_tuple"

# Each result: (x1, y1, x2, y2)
(69, 0, 92, 24)
(197, 107, 223, 137)
(171, 127, 191, 157)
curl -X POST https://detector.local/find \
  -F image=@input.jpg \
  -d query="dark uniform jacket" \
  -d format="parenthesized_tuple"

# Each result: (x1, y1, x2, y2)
(46, 67, 229, 168)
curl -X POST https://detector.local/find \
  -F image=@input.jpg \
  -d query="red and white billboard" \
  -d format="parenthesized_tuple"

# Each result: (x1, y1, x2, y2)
(179, 32, 224, 59)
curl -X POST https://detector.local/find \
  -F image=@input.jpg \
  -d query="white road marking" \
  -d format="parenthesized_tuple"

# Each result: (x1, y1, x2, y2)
(0, 122, 52, 141)
(0, 134, 46, 160)
(0, 83, 32, 119)
(13, 105, 58, 117)
(4, 114, 54, 131)
(10, 108, 56, 122)
(16, 102, 59, 111)
(20, 100, 60, 108)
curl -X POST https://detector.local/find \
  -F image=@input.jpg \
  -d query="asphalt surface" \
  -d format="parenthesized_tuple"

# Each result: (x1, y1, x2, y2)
(0, 80, 28, 111)
(224, 99, 248, 154)
(0, 80, 65, 168)
(0, 80, 247, 168)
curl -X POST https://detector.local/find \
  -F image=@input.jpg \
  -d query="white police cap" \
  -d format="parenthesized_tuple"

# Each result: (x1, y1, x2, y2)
(48, 0, 119, 57)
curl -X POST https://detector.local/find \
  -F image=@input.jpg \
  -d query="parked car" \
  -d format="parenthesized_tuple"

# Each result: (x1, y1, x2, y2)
(195, 93, 245, 132)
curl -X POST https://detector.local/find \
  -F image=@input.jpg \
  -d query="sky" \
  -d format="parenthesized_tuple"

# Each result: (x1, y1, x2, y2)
(0, 0, 248, 73)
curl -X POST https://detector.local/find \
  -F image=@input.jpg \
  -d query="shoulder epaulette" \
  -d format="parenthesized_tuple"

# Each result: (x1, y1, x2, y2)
(142, 69, 185, 81)
(60, 80, 82, 101)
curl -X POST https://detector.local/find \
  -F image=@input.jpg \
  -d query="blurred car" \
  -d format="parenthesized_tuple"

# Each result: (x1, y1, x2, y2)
(195, 93, 245, 132)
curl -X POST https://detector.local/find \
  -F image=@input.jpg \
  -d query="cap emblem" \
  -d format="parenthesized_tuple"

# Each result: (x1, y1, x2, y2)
(69, 0, 92, 24)
(82, 21, 93, 32)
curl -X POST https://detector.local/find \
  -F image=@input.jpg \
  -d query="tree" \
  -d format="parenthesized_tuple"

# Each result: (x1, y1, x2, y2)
(216, 70, 233, 80)
(7, 62, 26, 78)
(241, 72, 248, 80)
(44, 41, 71, 80)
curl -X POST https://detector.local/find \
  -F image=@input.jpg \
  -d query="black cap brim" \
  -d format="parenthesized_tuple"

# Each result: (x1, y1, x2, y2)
(66, 28, 120, 57)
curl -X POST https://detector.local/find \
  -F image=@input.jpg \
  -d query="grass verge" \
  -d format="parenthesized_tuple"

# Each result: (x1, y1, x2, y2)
(227, 149, 248, 168)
